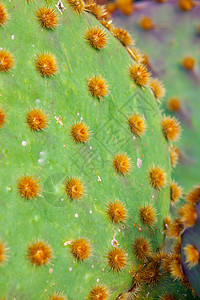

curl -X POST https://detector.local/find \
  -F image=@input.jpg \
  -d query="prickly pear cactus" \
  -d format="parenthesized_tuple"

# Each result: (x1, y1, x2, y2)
(0, 0, 175, 299)
(112, 0, 200, 192)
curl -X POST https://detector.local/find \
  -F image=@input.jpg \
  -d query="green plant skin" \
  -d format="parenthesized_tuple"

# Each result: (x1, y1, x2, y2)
(0, 0, 171, 298)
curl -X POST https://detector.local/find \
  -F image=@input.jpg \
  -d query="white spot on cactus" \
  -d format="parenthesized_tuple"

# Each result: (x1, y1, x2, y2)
(64, 240, 72, 246)
(80, 117, 83, 121)
(49, 268, 53, 274)
(102, 268, 105, 271)
(92, 265, 94, 268)
(133, 136, 136, 140)
(111, 238, 118, 247)
(97, 175, 101, 182)
(90, 210, 92, 214)
(111, 233, 119, 247)
(55, 115, 63, 126)
(137, 158, 142, 168)
(40, 151, 45, 156)
(75, 213, 79, 218)
(6, 186, 12, 191)
(35, 99, 40, 104)
(97, 278, 100, 283)
(69, 267, 72, 272)
(90, 146, 92, 150)
(61, 198, 64, 202)
(38, 158, 44, 165)
(77, 113, 80, 116)
(152, 195, 155, 199)
(32, 45, 35, 47)
(22, 141, 27, 147)
(55, 0, 66, 14)
(117, 228, 121, 232)
(11, 35, 15, 40)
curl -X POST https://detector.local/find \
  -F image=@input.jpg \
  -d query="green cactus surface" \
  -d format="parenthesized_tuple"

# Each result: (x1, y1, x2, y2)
(0, 0, 175, 299)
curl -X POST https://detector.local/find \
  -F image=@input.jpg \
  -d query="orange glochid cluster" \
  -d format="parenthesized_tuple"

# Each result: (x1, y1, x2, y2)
(129, 63, 150, 87)
(173, 237, 181, 256)
(88, 285, 108, 300)
(35, 53, 58, 77)
(36, 6, 58, 29)
(0, 49, 14, 72)
(169, 145, 180, 168)
(149, 165, 166, 190)
(178, 203, 197, 227)
(169, 254, 183, 280)
(167, 98, 181, 111)
(107, 247, 127, 271)
(183, 244, 199, 269)
(0, 3, 8, 26)
(26, 108, 48, 131)
(17, 175, 40, 199)
(150, 78, 165, 102)
(85, 27, 108, 50)
(87, 76, 108, 100)
(182, 56, 195, 70)
(166, 218, 184, 238)
(50, 293, 66, 300)
(161, 116, 181, 141)
(140, 16, 154, 31)
(133, 257, 161, 286)
(67, 0, 85, 13)
(111, 27, 134, 47)
(178, 0, 195, 11)
(139, 203, 157, 226)
(70, 238, 91, 261)
(170, 180, 182, 206)
(0, 240, 7, 265)
(70, 121, 90, 143)
(106, 200, 127, 223)
(186, 185, 200, 204)
(27, 241, 52, 266)
(65, 177, 85, 200)
(112, 153, 131, 175)
(127, 113, 146, 137)
(0, 108, 6, 129)
(133, 237, 152, 260)
(160, 252, 177, 273)
(85, 1, 108, 22)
